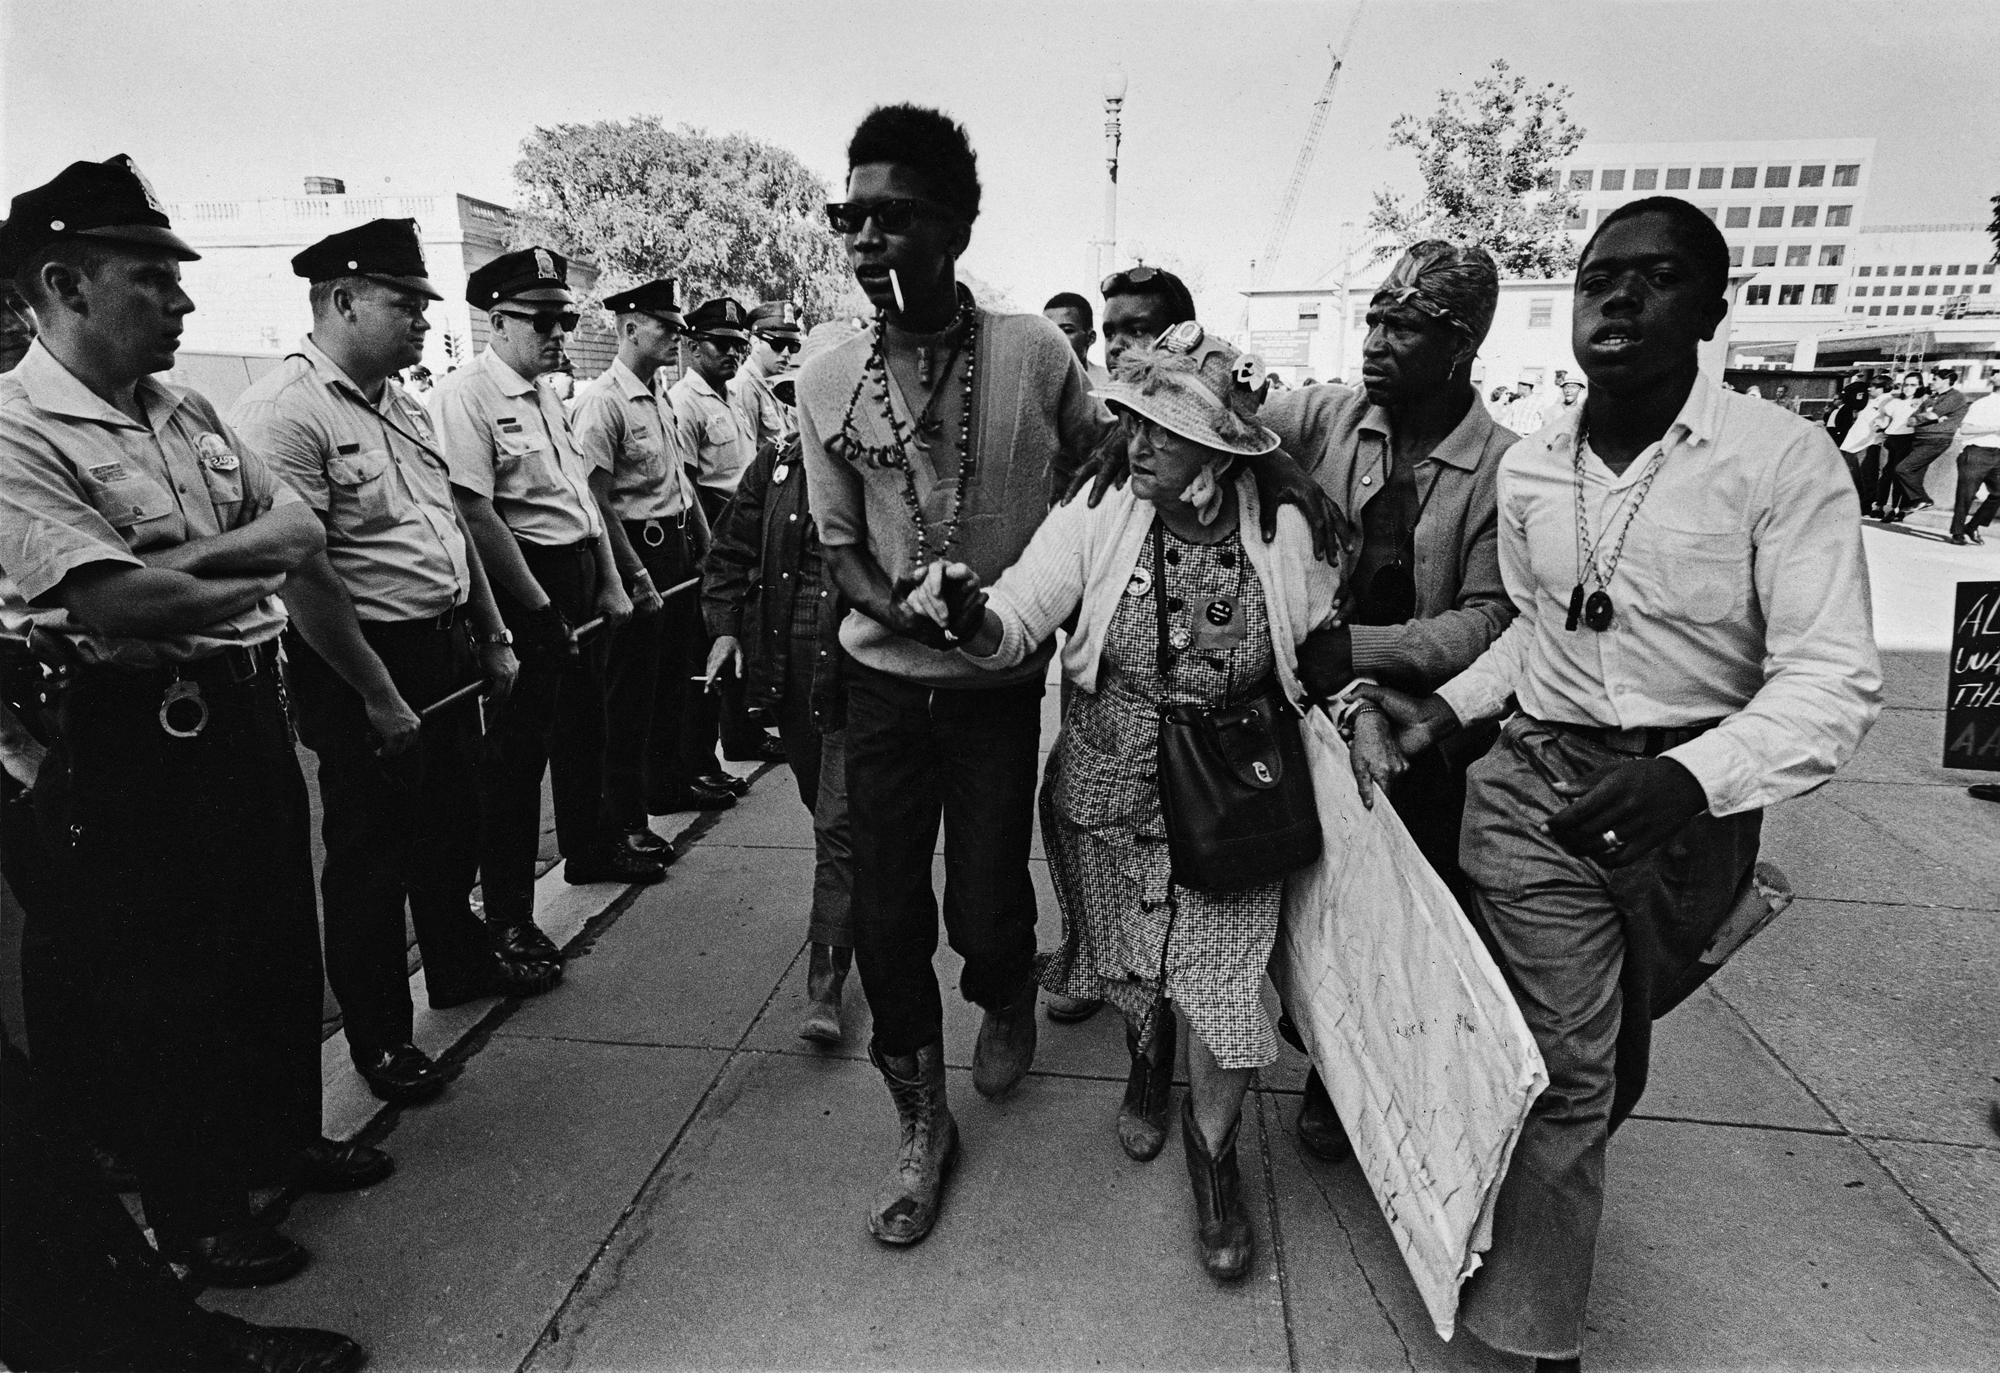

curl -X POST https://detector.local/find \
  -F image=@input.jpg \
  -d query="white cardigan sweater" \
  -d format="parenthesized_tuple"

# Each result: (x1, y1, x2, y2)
(967, 474, 1341, 706)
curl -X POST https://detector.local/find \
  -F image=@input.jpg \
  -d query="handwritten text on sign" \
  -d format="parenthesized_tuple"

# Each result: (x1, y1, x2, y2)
(1945, 581, 2000, 771)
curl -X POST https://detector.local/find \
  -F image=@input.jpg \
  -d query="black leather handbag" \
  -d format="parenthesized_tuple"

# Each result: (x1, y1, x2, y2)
(1150, 524, 1322, 893)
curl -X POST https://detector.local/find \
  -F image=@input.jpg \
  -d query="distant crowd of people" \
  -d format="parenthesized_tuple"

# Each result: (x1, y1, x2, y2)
(0, 99, 1897, 1373)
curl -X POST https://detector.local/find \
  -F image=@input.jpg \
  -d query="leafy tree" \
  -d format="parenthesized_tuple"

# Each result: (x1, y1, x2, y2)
(512, 116, 866, 321)
(1366, 60, 1586, 279)
(1988, 191, 1999, 264)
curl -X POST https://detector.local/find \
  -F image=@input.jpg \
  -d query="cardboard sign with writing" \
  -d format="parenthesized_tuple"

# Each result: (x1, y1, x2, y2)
(1944, 581, 2000, 771)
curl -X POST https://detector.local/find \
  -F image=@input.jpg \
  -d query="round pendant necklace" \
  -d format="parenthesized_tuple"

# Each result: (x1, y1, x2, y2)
(1568, 418, 1669, 633)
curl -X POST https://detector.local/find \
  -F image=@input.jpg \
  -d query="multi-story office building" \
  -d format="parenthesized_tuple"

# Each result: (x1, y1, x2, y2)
(1845, 223, 1997, 319)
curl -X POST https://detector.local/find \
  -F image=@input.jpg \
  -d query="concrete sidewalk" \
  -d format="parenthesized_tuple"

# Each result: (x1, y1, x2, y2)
(210, 524, 2000, 1371)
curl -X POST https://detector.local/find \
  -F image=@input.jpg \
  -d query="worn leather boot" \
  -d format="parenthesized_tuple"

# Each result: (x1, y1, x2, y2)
(971, 977, 1038, 1099)
(867, 1042, 958, 1246)
(1117, 1009, 1177, 1162)
(796, 943, 851, 1045)
(1182, 1098, 1253, 1281)
(1295, 1066, 1352, 1163)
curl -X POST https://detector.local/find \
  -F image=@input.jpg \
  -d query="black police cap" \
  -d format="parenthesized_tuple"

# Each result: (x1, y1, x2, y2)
(466, 246, 573, 308)
(685, 296, 750, 340)
(292, 218, 441, 300)
(0, 155, 198, 275)
(748, 300, 803, 339)
(602, 278, 685, 328)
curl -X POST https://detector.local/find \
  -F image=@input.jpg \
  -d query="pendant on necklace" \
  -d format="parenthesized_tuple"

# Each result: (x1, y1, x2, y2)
(918, 344, 933, 388)
(1583, 589, 1615, 632)
(1565, 584, 1586, 632)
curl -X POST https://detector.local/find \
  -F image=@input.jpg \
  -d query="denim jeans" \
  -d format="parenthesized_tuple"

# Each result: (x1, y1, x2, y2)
(843, 658, 1045, 1057)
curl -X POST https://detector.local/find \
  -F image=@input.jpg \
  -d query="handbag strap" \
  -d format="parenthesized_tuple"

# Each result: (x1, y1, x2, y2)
(1152, 519, 1172, 682)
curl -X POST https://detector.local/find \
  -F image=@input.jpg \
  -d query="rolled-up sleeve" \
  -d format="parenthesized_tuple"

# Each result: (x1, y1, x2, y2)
(1664, 433, 1881, 815)
(228, 399, 329, 513)
(570, 390, 621, 475)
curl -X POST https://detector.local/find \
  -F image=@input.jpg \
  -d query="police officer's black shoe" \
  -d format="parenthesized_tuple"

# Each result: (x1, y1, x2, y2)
(623, 825, 676, 861)
(722, 733, 787, 764)
(296, 1137, 393, 1193)
(564, 845, 667, 885)
(355, 1043, 457, 1105)
(492, 920, 564, 966)
(193, 1312, 365, 1373)
(647, 782, 737, 813)
(698, 770, 752, 797)
(159, 1225, 309, 1288)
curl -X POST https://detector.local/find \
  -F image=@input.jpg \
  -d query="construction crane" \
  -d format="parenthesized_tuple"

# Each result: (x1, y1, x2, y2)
(1252, 4, 1365, 289)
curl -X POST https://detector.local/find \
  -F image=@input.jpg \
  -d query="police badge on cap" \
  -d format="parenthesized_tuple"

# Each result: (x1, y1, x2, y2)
(465, 246, 574, 308)
(291, 219, 441, 300)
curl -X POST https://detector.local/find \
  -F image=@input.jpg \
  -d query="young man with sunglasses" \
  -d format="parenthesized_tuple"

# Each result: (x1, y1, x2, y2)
(799, 104, 1107, 1247)
(732, 299, 803, 458)
(672, 295, 784, 766)
(230, 219, 541, 1110)
(1358, 199, 1880, 1371)
(1258, 239, 1520, 1163)
(434, 247, 654, 970)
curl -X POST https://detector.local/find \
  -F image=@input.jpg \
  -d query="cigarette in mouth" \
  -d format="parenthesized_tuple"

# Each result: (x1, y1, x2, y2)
(889, 268, 906, 313)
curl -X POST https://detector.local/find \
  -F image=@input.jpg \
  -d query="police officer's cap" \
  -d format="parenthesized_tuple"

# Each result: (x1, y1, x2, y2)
(602, 278, 685, 330)
(292, 218, 441, 301)
(748, 300, 803, 341)
(685, 296, 751, 341)
(0, 155, 198, 275)
(466, 246, 574, 309)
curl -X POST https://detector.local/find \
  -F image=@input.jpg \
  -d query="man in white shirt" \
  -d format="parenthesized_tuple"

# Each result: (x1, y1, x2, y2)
(1950, 386, 2000, 544)
(1360, 197, 1881, 1371)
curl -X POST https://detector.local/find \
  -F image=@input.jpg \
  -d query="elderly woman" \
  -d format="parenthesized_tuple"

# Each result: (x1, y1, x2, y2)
(908, 325, 1337, 1280)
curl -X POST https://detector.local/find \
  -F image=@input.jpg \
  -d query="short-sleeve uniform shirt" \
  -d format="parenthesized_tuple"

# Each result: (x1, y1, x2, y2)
(0, 339, 299, 665)
(669, 368, 755, 495)
(571, 358, 695, 522)
(432, 347, 602, 547)
(229, 336, 469, 621)
(730, 356, 794, 456)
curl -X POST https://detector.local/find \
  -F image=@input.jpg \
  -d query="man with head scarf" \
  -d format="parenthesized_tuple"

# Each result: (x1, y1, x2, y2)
(1258, 239, 1520, 1163)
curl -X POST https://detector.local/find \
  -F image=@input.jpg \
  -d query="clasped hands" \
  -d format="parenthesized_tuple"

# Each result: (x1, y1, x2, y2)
(882, 560, 989, 651)
(1342, 684, 1708, 869)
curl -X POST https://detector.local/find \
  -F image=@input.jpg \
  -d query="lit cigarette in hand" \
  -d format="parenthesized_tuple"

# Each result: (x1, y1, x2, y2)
(889, 268, 906, 314)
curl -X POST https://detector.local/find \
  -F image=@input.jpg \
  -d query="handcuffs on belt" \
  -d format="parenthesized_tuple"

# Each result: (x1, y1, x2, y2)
(159, 677, 208, 738)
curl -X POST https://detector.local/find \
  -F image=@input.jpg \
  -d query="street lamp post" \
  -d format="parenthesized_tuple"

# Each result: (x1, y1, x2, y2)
(1100, 67, 1126, 280)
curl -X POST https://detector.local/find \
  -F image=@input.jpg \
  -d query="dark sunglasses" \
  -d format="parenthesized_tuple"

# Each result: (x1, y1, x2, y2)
(1101, 264, 1169, 295)
(496, 308, 579, 335)
(698, 334, 750, 354)
(824, 198, 948, 235)
(757, 335, 801, 354)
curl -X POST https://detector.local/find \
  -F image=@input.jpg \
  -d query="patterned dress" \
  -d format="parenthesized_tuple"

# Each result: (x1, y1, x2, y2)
(1037, 524, 1283, 1070)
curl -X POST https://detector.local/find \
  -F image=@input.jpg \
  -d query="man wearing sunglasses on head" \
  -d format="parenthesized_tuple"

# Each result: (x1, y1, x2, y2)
(732, 299, 803, 459)
(433, 247, 654, 975)
(1099, 264, 1198, 373)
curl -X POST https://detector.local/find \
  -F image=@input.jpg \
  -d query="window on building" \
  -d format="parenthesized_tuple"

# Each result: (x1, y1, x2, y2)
(1758, 206, 1784, 228)
(1819, 245, 1845, 267)
(1921, 304, 1934, 315)
(1731, 166, 1759, 188)
(1698, 166, 1724, 189)
(1724, 206, 1751, 228)
(1812, 284, 1837, 305)
(1791, 205, 1818, 227)
(1778, 284, 1804, 305)
(1527, 298, 1553, 328)
(1666, 167, 1691, 190)
(1889, 285, 1902, 296)
(1867, 306, 1881, 315)
(1632, 168, 1658, 191)
(1851, 306, 1864, 314)
(1564, 206, 1587, 230)
(1924, 284, 1938, 295)
(1832, 164, 1859, 186)
(1728, 245, 1745, 267)
(1764, 165, 1792, 188)
(1928, 264, 1943, 275)
(1905, 305, 1918, 315)
(1987, 264, 1998, 274)
(1873, 286, 1885, 296)
(1600, 169, 1626, 192)
(1700, 206, 1719, 221)
(1946, 264, 1961, 275)
(1798, 164, 1826, 187)
(1857, 264, 1871, 276)
(1893, 265, 1907, 276)
(1784, 245, 1810, 267)
(1752, 245, 1778, 267)
(1568, 169, 1593, 191)
(1296, 301, 1320, 330)
(1983, 284, 1995, 293)
(1825, 204, 1853, 226)
(1743, 284, 1771, 305)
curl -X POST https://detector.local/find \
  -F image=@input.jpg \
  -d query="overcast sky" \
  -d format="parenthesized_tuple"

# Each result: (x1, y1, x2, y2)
(6, 0, 1996, 320)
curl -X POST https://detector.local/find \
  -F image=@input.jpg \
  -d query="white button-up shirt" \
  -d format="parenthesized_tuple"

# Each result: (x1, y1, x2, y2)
(433, 347, 602, 547)
(670, 367, 755, 495)
(1437, 376, 1881, 816)
(573, 358, 695, 522)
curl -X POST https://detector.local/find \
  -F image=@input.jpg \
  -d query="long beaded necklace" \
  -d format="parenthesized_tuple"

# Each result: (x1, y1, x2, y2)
(833, 282, 980, 571)
(1567, 417, 1669, 632)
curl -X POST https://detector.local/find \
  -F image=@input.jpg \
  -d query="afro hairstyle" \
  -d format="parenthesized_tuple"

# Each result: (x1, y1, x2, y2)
(846, 104, 981, 224)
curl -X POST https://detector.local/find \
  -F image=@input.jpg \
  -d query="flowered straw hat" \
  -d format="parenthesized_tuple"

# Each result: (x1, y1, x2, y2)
(1093, 321, 1280, 458)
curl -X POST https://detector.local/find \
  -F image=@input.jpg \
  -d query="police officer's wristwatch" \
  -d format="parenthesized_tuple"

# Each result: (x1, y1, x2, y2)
(469, 627, 515, 648)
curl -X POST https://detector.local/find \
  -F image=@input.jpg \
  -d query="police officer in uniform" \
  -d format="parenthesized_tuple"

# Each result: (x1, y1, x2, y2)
(672, 295, 783, 765)
(732, 299, 802, 458)
(433, 248, 659, 967)
(0, 157, 387, 1288)
(230, 219, 553, 1109)
(573, 278, 738, 836)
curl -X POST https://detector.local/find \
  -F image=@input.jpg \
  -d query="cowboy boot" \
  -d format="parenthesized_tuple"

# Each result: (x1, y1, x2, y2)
(797, 943, 851, 1045)
(1182, 1098, 1253, 1280)
(867, 1042, 958, 1246)
(1117, 1008, 1177, 1162)
(1295, 1067, 1352, 1162)
(971, 976, 1038, 1100)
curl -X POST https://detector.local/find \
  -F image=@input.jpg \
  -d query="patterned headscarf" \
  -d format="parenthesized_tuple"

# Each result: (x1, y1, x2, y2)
(1369, 240, 1501, 348)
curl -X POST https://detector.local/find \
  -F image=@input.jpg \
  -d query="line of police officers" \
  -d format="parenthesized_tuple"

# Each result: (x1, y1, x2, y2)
(0, 156, 800, 1353)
